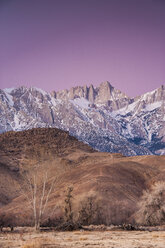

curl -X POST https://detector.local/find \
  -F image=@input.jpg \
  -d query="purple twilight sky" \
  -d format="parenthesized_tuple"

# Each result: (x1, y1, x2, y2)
(0, 0, 165, 97)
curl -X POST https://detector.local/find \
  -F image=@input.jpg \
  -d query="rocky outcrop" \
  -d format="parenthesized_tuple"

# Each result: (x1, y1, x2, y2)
(95, 81, 128, 103)
(54, 81, 129, 106)
(135, 85, 165, 104)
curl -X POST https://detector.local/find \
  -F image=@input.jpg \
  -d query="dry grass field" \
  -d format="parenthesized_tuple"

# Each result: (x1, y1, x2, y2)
(0, 229, 165, 248)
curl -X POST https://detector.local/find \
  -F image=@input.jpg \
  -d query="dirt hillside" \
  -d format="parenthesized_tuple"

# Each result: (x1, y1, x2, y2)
(0, 128, 165, 225)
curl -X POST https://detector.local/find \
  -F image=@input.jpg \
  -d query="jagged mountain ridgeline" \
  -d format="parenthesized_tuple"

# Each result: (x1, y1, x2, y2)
(0, 81, 165, 155)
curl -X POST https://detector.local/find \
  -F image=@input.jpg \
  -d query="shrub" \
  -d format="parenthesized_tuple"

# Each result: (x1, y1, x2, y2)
(135, 182, 165, 226)
(0, 212, 15, 231)
(78, 195, 102, 225)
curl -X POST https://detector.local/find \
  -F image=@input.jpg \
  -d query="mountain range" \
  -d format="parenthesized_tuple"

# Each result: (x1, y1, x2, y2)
(0, 81, 165, 156)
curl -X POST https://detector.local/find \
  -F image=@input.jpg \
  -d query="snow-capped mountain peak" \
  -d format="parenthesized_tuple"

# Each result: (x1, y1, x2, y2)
(0, 83, 165, 156)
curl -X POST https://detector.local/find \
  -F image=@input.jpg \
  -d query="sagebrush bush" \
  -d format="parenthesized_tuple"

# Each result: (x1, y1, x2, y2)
(135, 182, 165, 226)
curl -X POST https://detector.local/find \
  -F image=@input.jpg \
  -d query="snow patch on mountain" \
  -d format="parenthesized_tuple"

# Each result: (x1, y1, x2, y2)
(3, 87, 15, 94)
(145, 101, 162, 111)
(111, 100, 162, 117)
(70, 97, 90, 109)
(13, 113, 21, 130)
(3, 90, 14, 106)
(32, 87, 48, 95)
(111, 101, 137, 116)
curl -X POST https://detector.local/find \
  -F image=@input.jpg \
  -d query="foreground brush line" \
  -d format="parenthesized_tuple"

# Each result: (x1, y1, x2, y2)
(1, 224, 165, 233)
(0, 227, 165, 248)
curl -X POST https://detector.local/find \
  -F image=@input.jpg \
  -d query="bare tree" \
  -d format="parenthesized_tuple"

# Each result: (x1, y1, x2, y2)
(78, 195, 102, 225)
(18, 144, 62, 230)
(21, 168, 57, 231)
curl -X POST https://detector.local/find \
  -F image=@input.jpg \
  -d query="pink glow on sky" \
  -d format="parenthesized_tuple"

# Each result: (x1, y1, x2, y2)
(0, 0, 165, 97)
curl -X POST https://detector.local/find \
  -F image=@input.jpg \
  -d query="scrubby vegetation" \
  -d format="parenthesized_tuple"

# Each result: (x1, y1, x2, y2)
(1, 182, 165, 232)
(135, 181, 165, 226)
(0, 212, 15, 231)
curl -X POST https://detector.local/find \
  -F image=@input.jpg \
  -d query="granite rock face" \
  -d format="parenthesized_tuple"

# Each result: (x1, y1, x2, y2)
(55, 81, 129, 103)
(0, 82, 165, 155)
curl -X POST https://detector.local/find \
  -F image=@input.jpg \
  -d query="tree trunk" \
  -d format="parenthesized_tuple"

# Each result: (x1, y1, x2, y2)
(34, 222, 40, 231)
